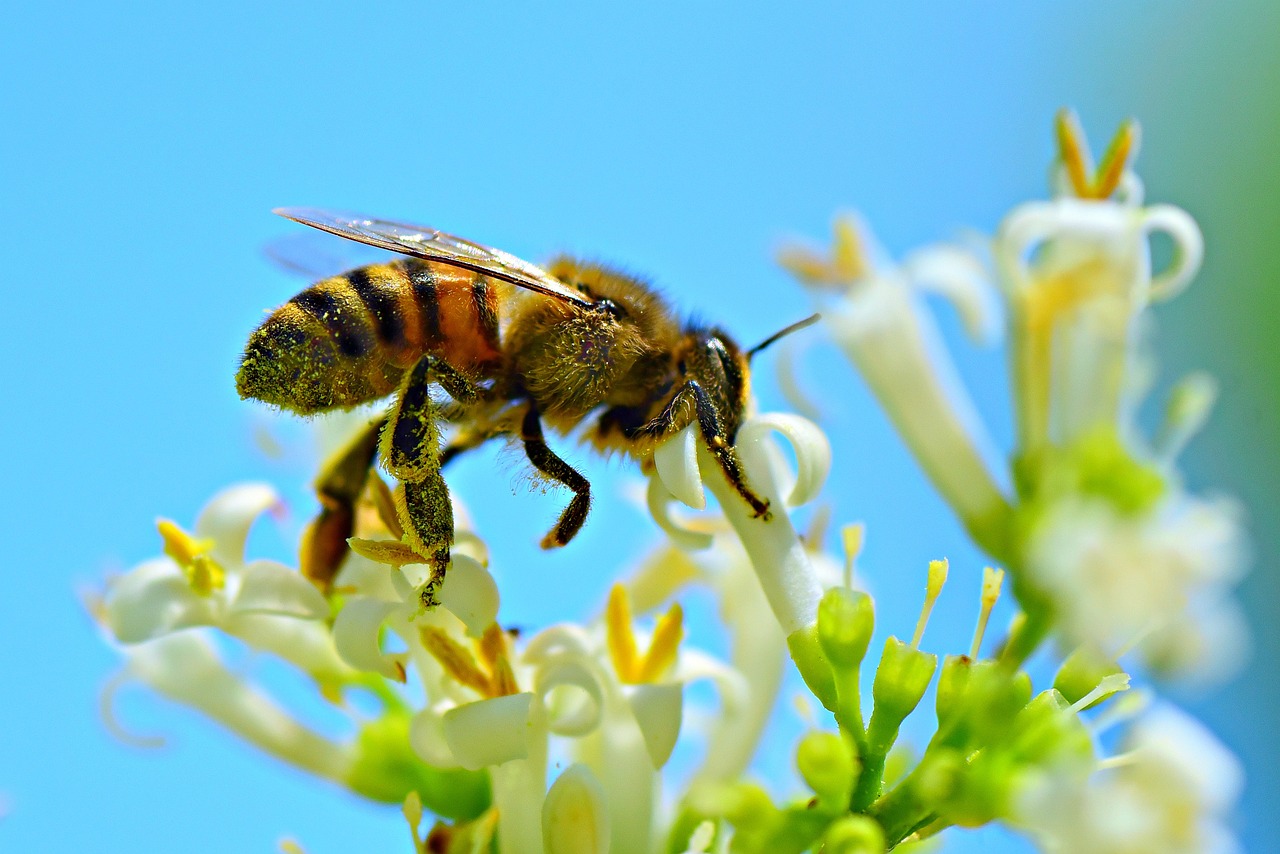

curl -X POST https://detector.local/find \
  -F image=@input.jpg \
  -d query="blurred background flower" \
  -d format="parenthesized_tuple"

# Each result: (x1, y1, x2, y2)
(1, 2, 1274, 851)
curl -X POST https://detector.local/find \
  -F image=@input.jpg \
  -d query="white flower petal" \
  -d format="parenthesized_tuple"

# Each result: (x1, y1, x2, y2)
(437, 554, 500, 638)
(645, 475, 714, 551)
(654, 424, 707, 510)
(535, 659, 605, 738)
(409, 703, 459, 767)
(443, 692, 535, 770)
(903, 243, 1001, 344)
(193, 482, 280, 568)
(737, 413, 830, 508)
(229, 559, 329, 620)
(542, 764, 610, 854)
(625, 683, 683, 769)
(104, 559, 221, 643)
(331, 596, 407, 680)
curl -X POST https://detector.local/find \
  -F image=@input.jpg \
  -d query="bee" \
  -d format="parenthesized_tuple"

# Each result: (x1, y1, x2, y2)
(237, 208, 816, 602)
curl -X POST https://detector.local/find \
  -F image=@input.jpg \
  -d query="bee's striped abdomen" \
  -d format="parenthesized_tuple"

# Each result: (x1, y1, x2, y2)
(237, 258, 506, 414)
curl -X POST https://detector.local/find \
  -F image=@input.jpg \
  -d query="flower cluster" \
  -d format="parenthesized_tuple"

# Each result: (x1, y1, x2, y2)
(94, 111, 1246, 853)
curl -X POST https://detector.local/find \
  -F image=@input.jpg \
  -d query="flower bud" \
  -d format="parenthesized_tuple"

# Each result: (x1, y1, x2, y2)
(818, 587, 876, 671)
(822, 815, 887, 854)
(347, 710, 490, 820)
(1053, 646, 1124, 710)
(935, 654, 972, 726)
(868, 637, 937, 753)
(796, 731, 856, 808)
(542, 764, 609, 854)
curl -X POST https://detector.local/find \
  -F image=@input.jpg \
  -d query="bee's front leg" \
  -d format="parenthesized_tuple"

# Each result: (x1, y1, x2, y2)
(380, 354, 479, 606)
(648, 381, 772, 521)
(521, 404, 592, 549)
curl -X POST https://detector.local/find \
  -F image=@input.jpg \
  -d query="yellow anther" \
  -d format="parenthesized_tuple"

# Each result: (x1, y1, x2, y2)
(421, 626, 493, 696)
(778, 216, 868, 288)
(841, 522, 865, 588)
(831, 216, 868, 282)
(637, 602, 684, 683)
(366, 475, 404, 539)
(605, 583, 641, 682)
(1054, 108, 1140, 200)
(348, 537, 424, 567)
(605, 584, 685, 684)
(479, 624, 520, 697)
(157, 519, 225, 595)
(969, 567, 1005, 659)
(911, 559, 949, 649)
(278, 839, 307, 854)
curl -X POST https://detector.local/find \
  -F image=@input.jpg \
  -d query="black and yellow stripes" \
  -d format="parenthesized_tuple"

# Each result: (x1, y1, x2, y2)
(237, 259, 506, 414)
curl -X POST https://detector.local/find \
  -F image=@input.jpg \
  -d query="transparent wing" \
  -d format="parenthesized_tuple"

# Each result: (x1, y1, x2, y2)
(274, 207, 594, 308)
(263, 230, 397, 280)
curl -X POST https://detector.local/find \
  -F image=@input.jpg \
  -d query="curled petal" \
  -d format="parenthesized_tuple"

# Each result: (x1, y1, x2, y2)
(903, 243, 1001, 344)
(332, 597, 408, 680)
(1142, 204, 1204, 301)
(194, 482, 280, 568)
(654, 424, 706, 510)
(104, 559, 221, 643)
(535, 658, 605, 738)
(229, 560, 329, 620)
(737, 413, 831, 508)
(624, 683, 683, 769)
(443, 692, 535, 770)
(522, 624, 595, 664)
(409, 703, 458, 767)
(542, 764, 610, 854)
(646, 476, 714, 551)
(437, 554, 500, 638)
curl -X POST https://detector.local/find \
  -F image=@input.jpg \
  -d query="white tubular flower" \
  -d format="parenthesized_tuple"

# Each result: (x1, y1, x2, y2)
(118, 632, 355, 782)
(1025, 493, 1247, 680)
(102, 484, 336, 676)
(652, 412, 830, 636)
(995, 156, 1203, 454)
(781, 216, 1010, 551)
(1017, 704, 1243, 854)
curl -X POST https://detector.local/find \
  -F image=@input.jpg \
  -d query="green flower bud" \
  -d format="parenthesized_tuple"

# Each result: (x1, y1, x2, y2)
(935, 654, 972, 726)
(822, 815, 887, 854)
(1053, 645, 1124, 710)
(1009, 689, 1095, 766)
(868, 637, 937, 754)
(788, 624, 839, 712)
(347, 710, 490, 820)
(818, 587, 875, 671)
(795, 731, 856, 808)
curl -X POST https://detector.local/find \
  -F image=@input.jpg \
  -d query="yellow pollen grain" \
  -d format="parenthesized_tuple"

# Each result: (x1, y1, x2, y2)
(969, 567, 1005, 659)
(912, 558, 949, 649)
(606, 583, 641, 683)
(420, 626, 493, 696)
(638, 602, 684, 683)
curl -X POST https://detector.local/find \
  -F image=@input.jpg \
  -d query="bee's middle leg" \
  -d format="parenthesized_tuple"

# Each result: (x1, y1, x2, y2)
(521, 404, 592, 549)
(380, 354, 479, 603)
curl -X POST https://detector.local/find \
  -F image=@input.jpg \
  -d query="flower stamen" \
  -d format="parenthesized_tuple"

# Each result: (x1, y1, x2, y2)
(157, 519, 225, 595)
(969, 566, 1004, 659)
(605, 583, 684, 684)
(841, 522, 865, 589)
(1055, 108, 1140, 200)
(911, 559, 948, 649)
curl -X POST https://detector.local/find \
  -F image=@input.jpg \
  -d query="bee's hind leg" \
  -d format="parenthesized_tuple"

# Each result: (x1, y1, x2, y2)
(380, 354, 479, 606)
(300, 414, 387, 592)
(521, 404, 592, 549)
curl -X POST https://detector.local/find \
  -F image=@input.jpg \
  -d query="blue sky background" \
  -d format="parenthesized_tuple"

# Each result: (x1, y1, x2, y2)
(2, 2, 1276, 851)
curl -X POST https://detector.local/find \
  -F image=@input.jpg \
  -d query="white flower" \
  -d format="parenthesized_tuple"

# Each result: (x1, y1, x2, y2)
(781, 216, 1011, 554)
(1025, 493, 1247, 679)
(101, 484, 347, 679)
(994, 193, 1202, 453)
(1018, 704, 1243, 854)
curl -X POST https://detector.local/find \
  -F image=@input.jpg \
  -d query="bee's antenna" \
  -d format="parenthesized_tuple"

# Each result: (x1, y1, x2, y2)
(747, 313, 821, 361)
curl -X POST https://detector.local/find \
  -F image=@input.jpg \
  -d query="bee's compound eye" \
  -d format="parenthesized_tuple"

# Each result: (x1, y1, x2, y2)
(593, 298, 625, 319)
